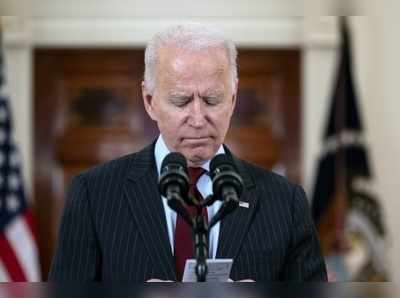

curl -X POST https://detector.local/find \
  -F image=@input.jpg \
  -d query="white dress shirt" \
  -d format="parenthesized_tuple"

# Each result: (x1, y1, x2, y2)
(154, 135, 223, 259)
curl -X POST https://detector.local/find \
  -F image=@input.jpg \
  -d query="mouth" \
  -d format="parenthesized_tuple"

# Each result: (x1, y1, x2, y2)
(185, 137, 210, 140)
(182, 136, 212, 144)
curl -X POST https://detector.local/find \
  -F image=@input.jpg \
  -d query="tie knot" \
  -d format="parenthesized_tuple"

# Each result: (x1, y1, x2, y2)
(188, 167, 206, 185)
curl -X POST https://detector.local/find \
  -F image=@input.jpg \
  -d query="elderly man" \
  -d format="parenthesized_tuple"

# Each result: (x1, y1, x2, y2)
(49, 24, 327, 282)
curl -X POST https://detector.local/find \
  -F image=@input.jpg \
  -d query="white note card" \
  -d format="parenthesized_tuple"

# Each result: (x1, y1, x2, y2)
(182, 259, 233, 282)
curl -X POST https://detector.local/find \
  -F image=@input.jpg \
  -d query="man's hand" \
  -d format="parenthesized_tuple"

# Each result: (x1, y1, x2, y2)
(146, 278, 255, 282)
(146, 279, 174, 282)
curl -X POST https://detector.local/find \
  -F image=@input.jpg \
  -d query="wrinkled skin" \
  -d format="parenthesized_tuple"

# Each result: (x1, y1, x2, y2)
(142, 45, 237, 167)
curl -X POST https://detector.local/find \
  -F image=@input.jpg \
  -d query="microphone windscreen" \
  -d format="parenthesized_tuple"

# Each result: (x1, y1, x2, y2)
(210, 154, 234, 175)
(161, 152, 187, 171)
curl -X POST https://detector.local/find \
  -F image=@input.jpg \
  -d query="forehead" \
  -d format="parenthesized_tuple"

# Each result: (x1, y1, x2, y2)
(156, 45, 230, 89)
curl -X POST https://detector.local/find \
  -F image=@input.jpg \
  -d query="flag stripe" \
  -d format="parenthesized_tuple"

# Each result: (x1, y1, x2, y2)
(0, 30, 41, 282)
(0, 258, 11, 281)
(23, 210, 38, 244)
(0, 233, 27, 281)
(5, 215, 41, 281)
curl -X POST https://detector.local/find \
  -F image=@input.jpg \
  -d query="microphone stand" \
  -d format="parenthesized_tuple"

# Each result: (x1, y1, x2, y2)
(194, 194, 239, 282)
(192, 204, 208, 282)
(167, 193, 238, 282)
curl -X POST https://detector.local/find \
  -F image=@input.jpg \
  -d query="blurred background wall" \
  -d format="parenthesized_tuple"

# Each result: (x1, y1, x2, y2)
(1, 0, 399, 281)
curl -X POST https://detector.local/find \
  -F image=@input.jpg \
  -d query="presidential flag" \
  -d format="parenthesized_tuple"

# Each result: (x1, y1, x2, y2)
(0, 29, 41, 281)
(311, 17, 386, 281)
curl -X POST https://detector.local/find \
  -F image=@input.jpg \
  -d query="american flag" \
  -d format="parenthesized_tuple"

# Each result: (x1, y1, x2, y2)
(0, 30, 41, 281)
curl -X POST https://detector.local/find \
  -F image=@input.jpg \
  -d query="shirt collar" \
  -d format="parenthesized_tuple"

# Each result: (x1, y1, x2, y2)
(154, 134, 225, 176)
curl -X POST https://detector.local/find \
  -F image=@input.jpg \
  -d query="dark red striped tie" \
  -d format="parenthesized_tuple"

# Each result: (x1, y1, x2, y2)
(174, 167, 207, 281)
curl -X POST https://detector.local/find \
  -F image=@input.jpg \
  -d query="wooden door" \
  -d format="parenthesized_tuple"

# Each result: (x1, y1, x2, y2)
(34, 48, 300, 278)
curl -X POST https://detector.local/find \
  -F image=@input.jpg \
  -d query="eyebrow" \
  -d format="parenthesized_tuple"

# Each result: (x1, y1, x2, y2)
(200, 90, 224, 97)
(168, 91, 191, 97)
(202, 85, 225, 93)
(168, 89, 225, 98)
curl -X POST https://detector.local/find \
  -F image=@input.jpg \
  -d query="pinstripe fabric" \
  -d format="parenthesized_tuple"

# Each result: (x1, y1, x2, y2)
(48, 143, 327, 281)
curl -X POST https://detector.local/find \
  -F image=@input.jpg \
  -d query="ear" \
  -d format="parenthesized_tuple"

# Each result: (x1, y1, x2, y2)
(142, 81, 158, 121)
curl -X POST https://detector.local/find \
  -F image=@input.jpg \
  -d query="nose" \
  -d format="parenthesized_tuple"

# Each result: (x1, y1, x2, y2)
(188, 96, 206, 128)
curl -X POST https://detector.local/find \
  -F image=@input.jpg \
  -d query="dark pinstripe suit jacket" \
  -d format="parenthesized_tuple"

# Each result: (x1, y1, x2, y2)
(48, 143, 327, 281)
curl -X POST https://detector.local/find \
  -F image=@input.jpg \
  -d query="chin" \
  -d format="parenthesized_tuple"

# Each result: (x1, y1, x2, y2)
(184, 148, 214, 166)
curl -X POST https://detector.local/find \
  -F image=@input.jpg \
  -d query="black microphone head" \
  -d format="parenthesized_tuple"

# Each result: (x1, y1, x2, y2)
(210, 154, 235, 177)
(159, 152, 189, 199)
(161, 152, 187, 174)
(210, 154, 244, 199)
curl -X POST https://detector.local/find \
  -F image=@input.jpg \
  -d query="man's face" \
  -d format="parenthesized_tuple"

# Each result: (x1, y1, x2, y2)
(143, 45, 237, 167)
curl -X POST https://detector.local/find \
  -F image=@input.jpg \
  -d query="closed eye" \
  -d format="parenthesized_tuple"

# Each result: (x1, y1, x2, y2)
(170, 96, 192, 107)
(203, 96, 222, 106)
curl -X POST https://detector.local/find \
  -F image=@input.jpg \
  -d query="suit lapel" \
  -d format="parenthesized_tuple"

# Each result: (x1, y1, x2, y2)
(216, 149, 259, 260)
(122, 143, 258, 278)
(123, 144, 176, 281)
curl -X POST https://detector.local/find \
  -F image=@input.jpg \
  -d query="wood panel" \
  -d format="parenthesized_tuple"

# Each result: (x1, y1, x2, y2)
(34, 48, 300, 278)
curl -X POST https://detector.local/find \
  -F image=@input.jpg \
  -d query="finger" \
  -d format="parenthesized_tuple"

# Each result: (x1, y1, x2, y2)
(146, 279, 174, 282)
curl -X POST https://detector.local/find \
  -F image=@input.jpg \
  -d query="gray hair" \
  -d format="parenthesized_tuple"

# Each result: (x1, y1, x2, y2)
(144, 23, 238, 94)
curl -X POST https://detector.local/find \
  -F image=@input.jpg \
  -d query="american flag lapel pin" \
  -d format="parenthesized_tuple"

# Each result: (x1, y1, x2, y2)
(239, 201, 249, 208)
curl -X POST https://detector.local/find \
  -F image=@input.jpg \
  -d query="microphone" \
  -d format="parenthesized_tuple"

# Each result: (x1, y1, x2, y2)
(209, 154, 244, 228)
(159, 152, 192, 225)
